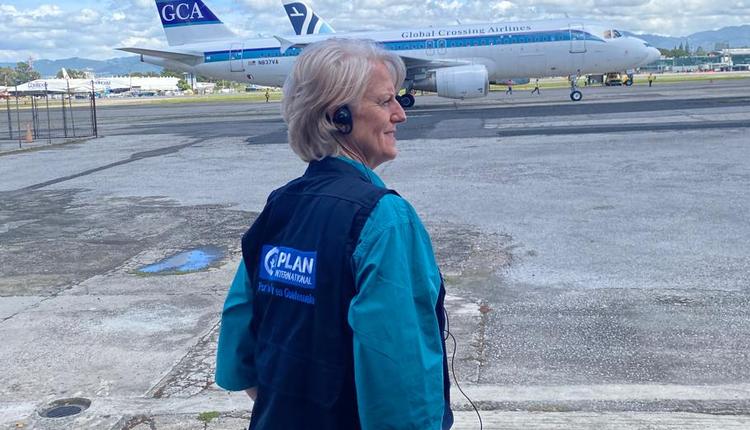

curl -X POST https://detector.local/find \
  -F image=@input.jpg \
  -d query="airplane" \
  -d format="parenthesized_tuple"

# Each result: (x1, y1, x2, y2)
(12, 73, 180, 95)
(120, 0, 661, 106)
(279, 4, 537, 88)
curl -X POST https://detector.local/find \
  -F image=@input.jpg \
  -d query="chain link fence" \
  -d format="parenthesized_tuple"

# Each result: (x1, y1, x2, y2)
(1, 87, 98, 152)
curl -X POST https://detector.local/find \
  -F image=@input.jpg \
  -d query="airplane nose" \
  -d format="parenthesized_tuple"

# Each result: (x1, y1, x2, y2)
(648, 47, 661, 63)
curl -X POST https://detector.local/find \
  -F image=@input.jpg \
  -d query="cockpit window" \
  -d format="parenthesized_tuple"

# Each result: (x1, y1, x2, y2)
(603, 29, 623, 39)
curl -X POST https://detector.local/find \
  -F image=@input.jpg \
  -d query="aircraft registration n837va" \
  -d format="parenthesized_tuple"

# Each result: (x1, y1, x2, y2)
(119, 0, 661, 106)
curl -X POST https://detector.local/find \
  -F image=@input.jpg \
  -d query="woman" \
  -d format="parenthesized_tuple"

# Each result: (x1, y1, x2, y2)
(216, 38, 453, 430)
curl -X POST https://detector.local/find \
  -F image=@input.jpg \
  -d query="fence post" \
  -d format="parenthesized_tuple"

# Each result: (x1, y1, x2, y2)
(62, 82, 69, 138)
(90, 80, 98, 138)
(15, 87, 21, 148)
(5, 97, 11, 140)
(44, 82, 52, 143)
(69, 87, 76, 137)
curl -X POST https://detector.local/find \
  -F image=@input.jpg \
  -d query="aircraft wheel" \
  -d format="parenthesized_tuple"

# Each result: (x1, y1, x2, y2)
(625, 80, 633, 86)
(570, 90, 583, 102)
(398, 93, 415, 108)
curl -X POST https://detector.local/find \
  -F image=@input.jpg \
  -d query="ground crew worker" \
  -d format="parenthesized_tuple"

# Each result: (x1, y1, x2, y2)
(215, 38, 453, 430)
(264, 88, 270, 102)
(648, 73, 655, 87)
(531, 78, 540, 95)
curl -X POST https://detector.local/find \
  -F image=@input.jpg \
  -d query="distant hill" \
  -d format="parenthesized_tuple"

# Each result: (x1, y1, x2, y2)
(0, 56, 162, 78)
(629, 25, 750, 51)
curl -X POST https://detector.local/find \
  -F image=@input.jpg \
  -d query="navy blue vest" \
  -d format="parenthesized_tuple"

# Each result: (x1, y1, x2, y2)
(241, 157, 452, 430)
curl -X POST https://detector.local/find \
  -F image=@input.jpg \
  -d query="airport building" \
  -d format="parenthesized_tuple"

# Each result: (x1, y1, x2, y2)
(643, 49, 750, 72)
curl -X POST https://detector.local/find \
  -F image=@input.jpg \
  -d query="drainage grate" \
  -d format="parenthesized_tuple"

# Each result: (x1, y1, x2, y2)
(39, 398, 91, 419)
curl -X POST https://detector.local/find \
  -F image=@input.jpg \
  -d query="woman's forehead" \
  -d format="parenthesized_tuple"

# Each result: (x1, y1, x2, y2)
(365, 63, 395, 93)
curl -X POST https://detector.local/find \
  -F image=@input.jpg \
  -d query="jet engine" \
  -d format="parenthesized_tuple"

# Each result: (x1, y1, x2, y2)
(412, 64, 489, 99)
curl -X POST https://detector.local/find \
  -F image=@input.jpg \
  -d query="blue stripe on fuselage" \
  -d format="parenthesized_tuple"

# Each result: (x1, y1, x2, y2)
(204, 30, 604, 63)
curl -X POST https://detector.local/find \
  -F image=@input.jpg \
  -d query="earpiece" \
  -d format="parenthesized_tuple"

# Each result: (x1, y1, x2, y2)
(331, 105, 353, 135)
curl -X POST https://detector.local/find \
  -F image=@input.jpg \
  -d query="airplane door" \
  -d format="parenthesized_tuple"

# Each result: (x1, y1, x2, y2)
(437, 39, 447, 56)
(230, 43, 245, 72)
(569, 24, 587, 53)
(425, 40, 435, 56)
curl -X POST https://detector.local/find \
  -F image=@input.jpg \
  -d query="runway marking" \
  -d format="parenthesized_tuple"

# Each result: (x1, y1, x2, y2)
(19, 140, 203, 192)
(491, 120, 750, 137)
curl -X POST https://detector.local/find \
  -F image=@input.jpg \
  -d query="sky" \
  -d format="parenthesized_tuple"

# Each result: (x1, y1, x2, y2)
(1, 0, 749, 62)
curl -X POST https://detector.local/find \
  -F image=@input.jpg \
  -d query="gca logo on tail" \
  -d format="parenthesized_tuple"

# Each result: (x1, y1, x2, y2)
(161, 2, 203, 21)
(157, 0, 220, 25)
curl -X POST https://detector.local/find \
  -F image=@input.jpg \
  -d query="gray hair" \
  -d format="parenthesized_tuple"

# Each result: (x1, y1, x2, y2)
(281, 38, 406, 162)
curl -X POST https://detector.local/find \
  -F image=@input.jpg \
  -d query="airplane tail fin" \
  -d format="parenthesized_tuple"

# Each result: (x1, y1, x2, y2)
(154, 0, 236, 46)
(61, 68, 70, 80)
(282, 1, 335, 35)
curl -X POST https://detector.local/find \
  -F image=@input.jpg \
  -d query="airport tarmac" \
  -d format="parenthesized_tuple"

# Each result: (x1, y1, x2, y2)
(1, 79, 750, 429)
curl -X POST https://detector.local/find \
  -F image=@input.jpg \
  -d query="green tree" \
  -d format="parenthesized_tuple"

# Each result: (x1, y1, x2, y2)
(55, 69, 87, 79)
(14, 62, 40, 84)
(161, 68, 183, 78)
(0, 67, 16, 86)
(130, 71, 160, 77)
(177, 79, 191, 91)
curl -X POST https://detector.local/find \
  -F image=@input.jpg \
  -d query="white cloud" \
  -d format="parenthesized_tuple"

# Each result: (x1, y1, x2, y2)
(73, 8, 100, 25)
(28, 4, 63, 18)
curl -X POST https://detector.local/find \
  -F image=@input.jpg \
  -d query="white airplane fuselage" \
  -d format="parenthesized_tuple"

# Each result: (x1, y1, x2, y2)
(141, 19, 659, 90)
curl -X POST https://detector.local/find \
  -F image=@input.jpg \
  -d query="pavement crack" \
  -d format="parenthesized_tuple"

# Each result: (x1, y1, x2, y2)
(474, 302, 491, 383)
(117, 415, 157, 430)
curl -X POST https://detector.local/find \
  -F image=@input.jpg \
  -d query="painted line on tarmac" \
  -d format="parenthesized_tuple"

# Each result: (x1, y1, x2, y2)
(453, 383, 750, 402)
(17, 139, 205, 192)
(493, 120, 750, 137)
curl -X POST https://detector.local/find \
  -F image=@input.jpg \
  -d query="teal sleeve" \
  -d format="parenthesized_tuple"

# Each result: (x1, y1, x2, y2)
(215, 259, 258, 391)
(348, 194, 445, 430)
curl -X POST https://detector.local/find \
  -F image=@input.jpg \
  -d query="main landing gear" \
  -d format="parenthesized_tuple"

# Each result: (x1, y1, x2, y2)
(569, 74, 583, 102)
(396, 93, 415, 108)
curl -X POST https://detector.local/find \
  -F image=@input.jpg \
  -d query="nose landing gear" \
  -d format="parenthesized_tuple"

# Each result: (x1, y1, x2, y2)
(569, 74, 583, 102)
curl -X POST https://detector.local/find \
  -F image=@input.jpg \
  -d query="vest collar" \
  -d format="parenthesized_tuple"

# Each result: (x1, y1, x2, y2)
(305, 157, 385, 188)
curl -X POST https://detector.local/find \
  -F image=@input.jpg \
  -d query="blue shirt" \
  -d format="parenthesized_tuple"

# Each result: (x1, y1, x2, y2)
(216, 157, 445, 429)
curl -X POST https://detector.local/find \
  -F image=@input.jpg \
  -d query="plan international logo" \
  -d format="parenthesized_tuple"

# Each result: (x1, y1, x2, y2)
(261, 245, 317, 289)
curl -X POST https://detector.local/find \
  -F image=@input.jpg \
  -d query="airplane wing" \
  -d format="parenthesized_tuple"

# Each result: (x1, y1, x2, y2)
(399, 55, 471, 71)
(275, 36, 304, 54)
(118, 47, 204, 66)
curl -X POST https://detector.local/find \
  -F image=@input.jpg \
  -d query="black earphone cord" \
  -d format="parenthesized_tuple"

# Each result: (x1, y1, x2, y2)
(444, 308, 483, 430)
